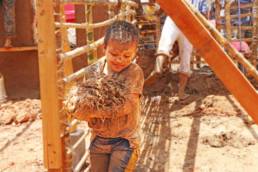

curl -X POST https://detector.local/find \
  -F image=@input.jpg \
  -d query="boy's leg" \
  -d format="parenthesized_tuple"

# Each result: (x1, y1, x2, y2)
(108, 149, 139, 172)
(90, 153, 110, 172)
(108, 139, 139, 172)
(89, 136, 112, 172)
(177, 33, 192, 100)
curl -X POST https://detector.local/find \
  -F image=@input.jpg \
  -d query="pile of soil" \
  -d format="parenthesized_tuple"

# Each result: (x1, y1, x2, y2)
(64, 74, 128, 117)
(0, 99, 41, 125)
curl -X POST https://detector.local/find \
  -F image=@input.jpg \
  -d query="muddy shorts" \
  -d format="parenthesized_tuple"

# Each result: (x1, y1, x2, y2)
(90, 136, 138, 172)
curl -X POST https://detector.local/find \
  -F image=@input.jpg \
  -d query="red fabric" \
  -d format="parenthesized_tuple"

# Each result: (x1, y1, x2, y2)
(64, 4, 75, 22)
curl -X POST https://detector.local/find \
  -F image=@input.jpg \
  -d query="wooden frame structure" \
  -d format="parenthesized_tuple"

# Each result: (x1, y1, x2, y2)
(37, 0, 257, 171)
(36, 0, 137, 171)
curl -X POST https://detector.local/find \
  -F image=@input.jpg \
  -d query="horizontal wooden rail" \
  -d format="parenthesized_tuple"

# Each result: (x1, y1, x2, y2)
(0, 46, 37, 52)
(230, 26, 253, 31)
(60, 0, 138, 8)
(64, 56, 105, 83)
(219, 13, 252, 19)
(59, 37, 104, 61)
(55, 10, 136, 29)
(231, 3, 253, 9)
(230, 13, 253, 19)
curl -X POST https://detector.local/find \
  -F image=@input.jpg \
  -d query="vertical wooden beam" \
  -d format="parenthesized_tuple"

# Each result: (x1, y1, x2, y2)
(59, 4, 74, 77)
(156, 0, 258, 122)
(225, 1, 232, 40)
(215, 0, 222, 31)
(36, 0, 63, 169)
(86, 4, 97, 64)
(252, 0, 258, 67)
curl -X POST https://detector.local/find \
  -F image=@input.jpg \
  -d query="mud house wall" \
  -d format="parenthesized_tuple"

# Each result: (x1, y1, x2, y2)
(74, 4, 108, 72)
(0, 0, 39, 99)
(0, 2, 112, 99)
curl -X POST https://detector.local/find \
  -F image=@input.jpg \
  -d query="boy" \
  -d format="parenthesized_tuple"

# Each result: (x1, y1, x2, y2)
(72, 21, 144, 172)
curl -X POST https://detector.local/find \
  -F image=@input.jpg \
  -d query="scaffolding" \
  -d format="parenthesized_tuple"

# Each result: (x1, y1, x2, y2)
(36, 0, 138, 171)
(37, 0, 258, 171)
(215, 0, 258, 67)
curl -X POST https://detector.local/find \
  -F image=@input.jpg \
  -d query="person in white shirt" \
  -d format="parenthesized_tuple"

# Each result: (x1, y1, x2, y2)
(155, 16, 192, 100)
(153, 0, 209, 100)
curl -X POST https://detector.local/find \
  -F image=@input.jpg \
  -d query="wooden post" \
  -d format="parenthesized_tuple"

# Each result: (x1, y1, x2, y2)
(36, 0, 64, 170)
(215, 0, 222, 31)
(225, 1, 232, 40)
(60, 4, 74, 77)
(86, 4, 97, 64)
(252, 0, 258, 67)
(156, 0, 258, 123)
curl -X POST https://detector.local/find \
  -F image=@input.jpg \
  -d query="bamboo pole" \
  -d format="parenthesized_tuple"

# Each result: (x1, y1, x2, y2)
(59, 4, 74, 77)
(225, 1, 232, 40)
(59, 37, 104, 61)
(55, 10, 136, 29)
(63, 56, 105, 83)
(215, 0, 222, 30)
(58, 3, 75, 171)
(185, 2, 258, 81)
(156, 0, 258, 123)
(85, 3, 98, 63)
(36, 0, 64, 169)
(231, 3, 253, 9)
(60, 0, 138, 8)
(0, 46, 37, 52)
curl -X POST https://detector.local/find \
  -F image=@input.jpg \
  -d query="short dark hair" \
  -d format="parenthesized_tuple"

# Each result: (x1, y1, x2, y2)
(104, 20, 139, 46)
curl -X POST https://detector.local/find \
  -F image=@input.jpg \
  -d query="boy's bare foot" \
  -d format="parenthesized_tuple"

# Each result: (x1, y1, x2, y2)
(4, 38, 12, 48)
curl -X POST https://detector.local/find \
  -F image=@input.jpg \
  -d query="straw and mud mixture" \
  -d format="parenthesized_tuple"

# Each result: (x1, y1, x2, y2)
(64, 74, 128, 117)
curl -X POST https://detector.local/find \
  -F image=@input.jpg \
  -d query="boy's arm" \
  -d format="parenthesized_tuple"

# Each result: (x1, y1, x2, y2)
(72, 64, 144, 120)
(72, 93, 140, 120)
(112, 93, 141, 117)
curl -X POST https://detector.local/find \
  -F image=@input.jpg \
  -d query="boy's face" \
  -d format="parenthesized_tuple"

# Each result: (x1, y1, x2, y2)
(105, 39, 137, 72)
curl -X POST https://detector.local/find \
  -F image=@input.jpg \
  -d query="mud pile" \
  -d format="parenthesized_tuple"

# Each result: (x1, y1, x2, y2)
(0, 99, 41, 125)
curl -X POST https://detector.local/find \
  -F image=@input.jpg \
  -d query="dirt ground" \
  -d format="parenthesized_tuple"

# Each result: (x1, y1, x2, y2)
(1, 55, 258, 172)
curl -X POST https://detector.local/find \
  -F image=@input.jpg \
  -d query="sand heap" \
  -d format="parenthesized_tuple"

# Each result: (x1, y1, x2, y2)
(64, 74, 128, 117)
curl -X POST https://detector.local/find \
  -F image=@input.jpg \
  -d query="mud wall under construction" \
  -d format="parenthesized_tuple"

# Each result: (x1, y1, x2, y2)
(0, 0, 38, 99)
(0, 2, 108, 99)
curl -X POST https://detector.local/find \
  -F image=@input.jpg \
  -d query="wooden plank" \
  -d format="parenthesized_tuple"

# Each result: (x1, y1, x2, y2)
(156, 0, 258, 123)
(225, 1, 232, 40)
(215, 0, 222, 30)
(0, 46, 37, 52)
(36, 0, 63, 169)
(230, 3, 253, 9)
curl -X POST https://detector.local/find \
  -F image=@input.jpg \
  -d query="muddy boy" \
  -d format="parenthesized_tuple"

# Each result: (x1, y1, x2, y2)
(72, 21, 144, 172)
